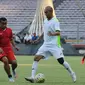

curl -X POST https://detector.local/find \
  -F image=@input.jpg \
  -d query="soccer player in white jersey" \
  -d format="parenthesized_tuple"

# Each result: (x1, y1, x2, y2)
(25, 6, 76, 83)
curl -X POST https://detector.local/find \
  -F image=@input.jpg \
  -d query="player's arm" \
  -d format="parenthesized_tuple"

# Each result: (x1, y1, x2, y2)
(11, 38, 19, 51)
(10, 29, 19, 51)
(48, 20, 60, 36)
(48, 30, 60, 36)
(0, 48, 4, 53)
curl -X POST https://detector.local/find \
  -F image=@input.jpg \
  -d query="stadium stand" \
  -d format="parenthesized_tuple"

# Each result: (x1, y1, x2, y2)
(0, 0, 85, 44)
(53, 0, 65, 8)
(0, 0, 37, 33)
(0, 0, 84, 55)
(55, 0, 85, 44)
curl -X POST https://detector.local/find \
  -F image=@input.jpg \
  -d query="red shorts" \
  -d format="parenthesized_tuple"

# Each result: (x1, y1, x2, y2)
(0, 52, 6, 59)
(0, 47, 16, 62)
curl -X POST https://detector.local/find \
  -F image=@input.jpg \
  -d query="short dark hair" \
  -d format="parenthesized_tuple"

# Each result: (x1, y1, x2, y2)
(0, 17, 7, 22)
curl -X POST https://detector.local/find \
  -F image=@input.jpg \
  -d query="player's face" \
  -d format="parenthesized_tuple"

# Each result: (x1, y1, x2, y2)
(44, 10, 52, 19)
(0, 20, 7, 29)
(44, 7, 53, 20)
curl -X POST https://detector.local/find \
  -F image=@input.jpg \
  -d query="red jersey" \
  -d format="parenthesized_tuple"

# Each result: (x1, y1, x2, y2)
(0, 28, 13, 47)
(0, 28, 16, 61)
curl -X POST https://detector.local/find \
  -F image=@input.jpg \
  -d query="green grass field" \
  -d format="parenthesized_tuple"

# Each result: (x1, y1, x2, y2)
(0, 56, 85, 85)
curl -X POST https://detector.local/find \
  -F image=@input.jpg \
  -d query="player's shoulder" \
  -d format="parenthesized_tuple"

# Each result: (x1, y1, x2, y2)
(6, 28, 12, 32)
(44, 18, 47, 23)
(52, 17, 59, 23)
(6, 27, 12, 31)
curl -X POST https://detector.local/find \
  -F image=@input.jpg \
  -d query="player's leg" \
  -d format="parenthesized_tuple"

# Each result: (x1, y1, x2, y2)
(25, 55, 44, 83)
(32, 55, 44, 78)
(7, 51, 18, 78)
(81, 54, 85, 64)
(1, 56, 14, 82)
(11, 60, 17, 78)
(50, 46, 76, 82)
(57, 57, 76, 82)
(25, 44, 49, 83)
(57, 57, 74, 74)
(1, 57, 12, 77)
(30, 44, 49, 79)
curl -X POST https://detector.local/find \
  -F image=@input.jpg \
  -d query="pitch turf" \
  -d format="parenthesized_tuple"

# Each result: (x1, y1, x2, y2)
(0, 56, 85, 85)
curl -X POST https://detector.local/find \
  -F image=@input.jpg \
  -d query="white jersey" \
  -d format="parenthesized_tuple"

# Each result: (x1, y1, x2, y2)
(43, 17, 61, 46)
(36, 17, 64, 59)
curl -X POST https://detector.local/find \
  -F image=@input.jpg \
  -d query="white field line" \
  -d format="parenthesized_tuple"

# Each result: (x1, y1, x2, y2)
(0, 63, 60, 66)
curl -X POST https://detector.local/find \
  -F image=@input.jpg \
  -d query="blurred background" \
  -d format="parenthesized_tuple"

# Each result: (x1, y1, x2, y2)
(0, 0, 85, 56)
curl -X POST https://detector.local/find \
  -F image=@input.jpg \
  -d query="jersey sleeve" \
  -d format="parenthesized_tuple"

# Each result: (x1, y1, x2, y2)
(9, 28, 13, 40)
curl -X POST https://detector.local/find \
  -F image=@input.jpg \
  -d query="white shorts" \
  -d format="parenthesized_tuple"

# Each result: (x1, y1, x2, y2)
(36, 44, 64, 59)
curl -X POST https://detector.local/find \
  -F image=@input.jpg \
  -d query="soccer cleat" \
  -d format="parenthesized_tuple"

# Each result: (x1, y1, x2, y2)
(71, 72, 76, 83)
(9, 77, 15, 82)
(12, 70, 18, 78)
(81, 56, 85, 64)
(25, 77, 34, 83)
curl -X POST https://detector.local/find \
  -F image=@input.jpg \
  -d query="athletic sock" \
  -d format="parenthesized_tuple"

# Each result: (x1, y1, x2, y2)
(63, 61, 74, 75)
(31, 61, 38, 78)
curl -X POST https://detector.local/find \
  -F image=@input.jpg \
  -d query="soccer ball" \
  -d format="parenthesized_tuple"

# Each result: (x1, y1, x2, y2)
(35, 73, 45, 83)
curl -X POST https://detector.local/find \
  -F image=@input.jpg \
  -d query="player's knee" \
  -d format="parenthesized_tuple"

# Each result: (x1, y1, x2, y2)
(34, 55, 43, 61)
(12, 60, 17, 67)
(57, 58, 64, 65)
(2, 57, 9, 65)
(34, 56, 40, 61)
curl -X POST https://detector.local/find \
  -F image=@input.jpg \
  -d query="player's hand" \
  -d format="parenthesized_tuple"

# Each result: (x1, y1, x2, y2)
(0, 48, 4, 53)
(15, 46, 19, 51)
(48, 31, 53, 36)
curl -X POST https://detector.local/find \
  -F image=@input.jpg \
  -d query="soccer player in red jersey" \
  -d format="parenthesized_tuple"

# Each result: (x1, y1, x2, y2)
(81, 55, 85, 64)
(0, 17, 19, 82)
